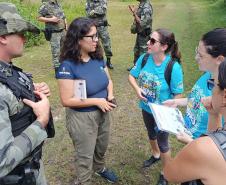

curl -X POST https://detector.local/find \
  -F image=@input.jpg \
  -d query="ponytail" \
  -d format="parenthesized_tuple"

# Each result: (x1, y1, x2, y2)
(156, 28, 182, 64)
(170, 41, 181, 64)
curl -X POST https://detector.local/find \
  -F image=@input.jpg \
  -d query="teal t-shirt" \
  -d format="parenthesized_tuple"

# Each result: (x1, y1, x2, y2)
(130, 53, 184, 114)
(184, 72, 212, 138)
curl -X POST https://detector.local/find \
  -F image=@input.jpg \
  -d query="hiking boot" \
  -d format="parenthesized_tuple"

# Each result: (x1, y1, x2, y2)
(157, 174, 168, 185)
(143, 156, 160, 168)
(54, 67, 59, 78)
(107, 58, 114, 69)
(95, 168, 118, 183)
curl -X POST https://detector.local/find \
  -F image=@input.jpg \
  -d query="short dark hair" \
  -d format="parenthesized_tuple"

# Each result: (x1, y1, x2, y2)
(60, 17, 103, 63)
(156, 28, 181, 64)
(202, 28, 226, 58)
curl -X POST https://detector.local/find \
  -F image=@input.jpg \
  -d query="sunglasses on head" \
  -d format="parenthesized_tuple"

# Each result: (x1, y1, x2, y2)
(149, 37, 161, 45)
(207, 79, 215, 90)
(207, 79, 222, 90)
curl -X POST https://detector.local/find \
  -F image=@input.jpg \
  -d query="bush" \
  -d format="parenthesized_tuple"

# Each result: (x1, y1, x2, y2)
(1, 0, 85, 47)
(2, 0, 44, 47)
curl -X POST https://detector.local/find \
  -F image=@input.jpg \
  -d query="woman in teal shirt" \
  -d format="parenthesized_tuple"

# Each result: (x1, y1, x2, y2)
(164, 28, 226, 143)
(129, 28, 184, 185)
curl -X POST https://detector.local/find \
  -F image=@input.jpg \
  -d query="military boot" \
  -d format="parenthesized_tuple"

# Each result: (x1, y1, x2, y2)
(107, 58, 114, 69)
(54, 67, 59, 78)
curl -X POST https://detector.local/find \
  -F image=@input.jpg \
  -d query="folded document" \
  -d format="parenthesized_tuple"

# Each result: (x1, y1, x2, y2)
(149, 103, 191, 135)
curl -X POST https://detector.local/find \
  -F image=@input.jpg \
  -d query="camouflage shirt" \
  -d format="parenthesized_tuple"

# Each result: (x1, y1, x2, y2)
(38, 0, 66, 30)
(131, 0, 153, 33)
(86, 0, 108, 21)
(0, 67, 47, 177)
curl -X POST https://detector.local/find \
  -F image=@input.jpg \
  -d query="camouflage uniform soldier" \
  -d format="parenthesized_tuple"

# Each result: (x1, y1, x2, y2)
(128, 0, 153, 71)
(38, 0, 67, 75)
(86, 0, 114, 69)
(0, 2, 52, 185)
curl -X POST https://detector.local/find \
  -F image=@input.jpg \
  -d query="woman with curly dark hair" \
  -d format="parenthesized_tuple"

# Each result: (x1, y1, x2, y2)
(56, 17, 118, 185)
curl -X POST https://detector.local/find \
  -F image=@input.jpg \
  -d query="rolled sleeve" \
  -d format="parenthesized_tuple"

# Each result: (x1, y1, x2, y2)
(140, 6, 152, 30)
(38, 4, 48, 17)
(56, 61, 75, 79)
(130, 54, 146, 78)
(170, 62, 184, 94)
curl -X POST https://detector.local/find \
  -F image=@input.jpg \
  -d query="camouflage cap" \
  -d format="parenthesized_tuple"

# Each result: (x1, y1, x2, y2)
(0, 2, 40, 36)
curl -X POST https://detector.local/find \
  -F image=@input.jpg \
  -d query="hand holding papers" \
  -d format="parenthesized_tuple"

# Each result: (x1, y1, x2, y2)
(149, 103, 191, 136)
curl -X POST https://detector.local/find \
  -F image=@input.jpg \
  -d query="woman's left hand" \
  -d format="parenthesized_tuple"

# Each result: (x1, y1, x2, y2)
(34, 82, 51, 97)
(107, 97, 117, 107)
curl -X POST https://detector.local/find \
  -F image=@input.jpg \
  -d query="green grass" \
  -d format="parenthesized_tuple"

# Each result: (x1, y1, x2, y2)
(0, 0, 85, 46)
(6, 0, 226, 184)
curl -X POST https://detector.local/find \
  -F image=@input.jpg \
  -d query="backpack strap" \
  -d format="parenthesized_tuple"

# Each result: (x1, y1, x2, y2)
(164, 59, 176, 88)
(141, 53, 150, 69)
(140, 54, 176, 88)
(205, 130, 226, 161)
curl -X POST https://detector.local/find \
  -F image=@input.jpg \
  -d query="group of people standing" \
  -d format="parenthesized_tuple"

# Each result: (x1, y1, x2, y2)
(37, 0, 114, 75)
(37, 0, 153, 73)
(129, 26, 226, 185)
(0, 1, 226, 185)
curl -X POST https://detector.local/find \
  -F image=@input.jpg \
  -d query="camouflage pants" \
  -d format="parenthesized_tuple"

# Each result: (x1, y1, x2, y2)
(66, 108, 110, 185)
(134, 34, 149, 57)
(50, 31, 65, 69)
(1, 160, 47, 185)
(97, 26, 113, 58)
(35, 160, 47, 185)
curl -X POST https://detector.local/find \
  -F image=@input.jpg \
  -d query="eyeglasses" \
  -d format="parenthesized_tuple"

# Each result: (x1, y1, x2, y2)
(149, 37, 161, 45)
(83, 33, 98, 41)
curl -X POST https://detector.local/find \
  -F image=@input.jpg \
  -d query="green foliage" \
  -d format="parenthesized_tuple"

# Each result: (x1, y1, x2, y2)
(62, 0, 86, 24)
(0, 0, 85, 47)
(0, 0, 44, 47)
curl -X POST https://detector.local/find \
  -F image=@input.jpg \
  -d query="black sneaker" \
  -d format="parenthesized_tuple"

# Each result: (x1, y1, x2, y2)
(157, 174, 168, 185)
(95, 168, 118, 183)
(143, 156, 160, 168)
